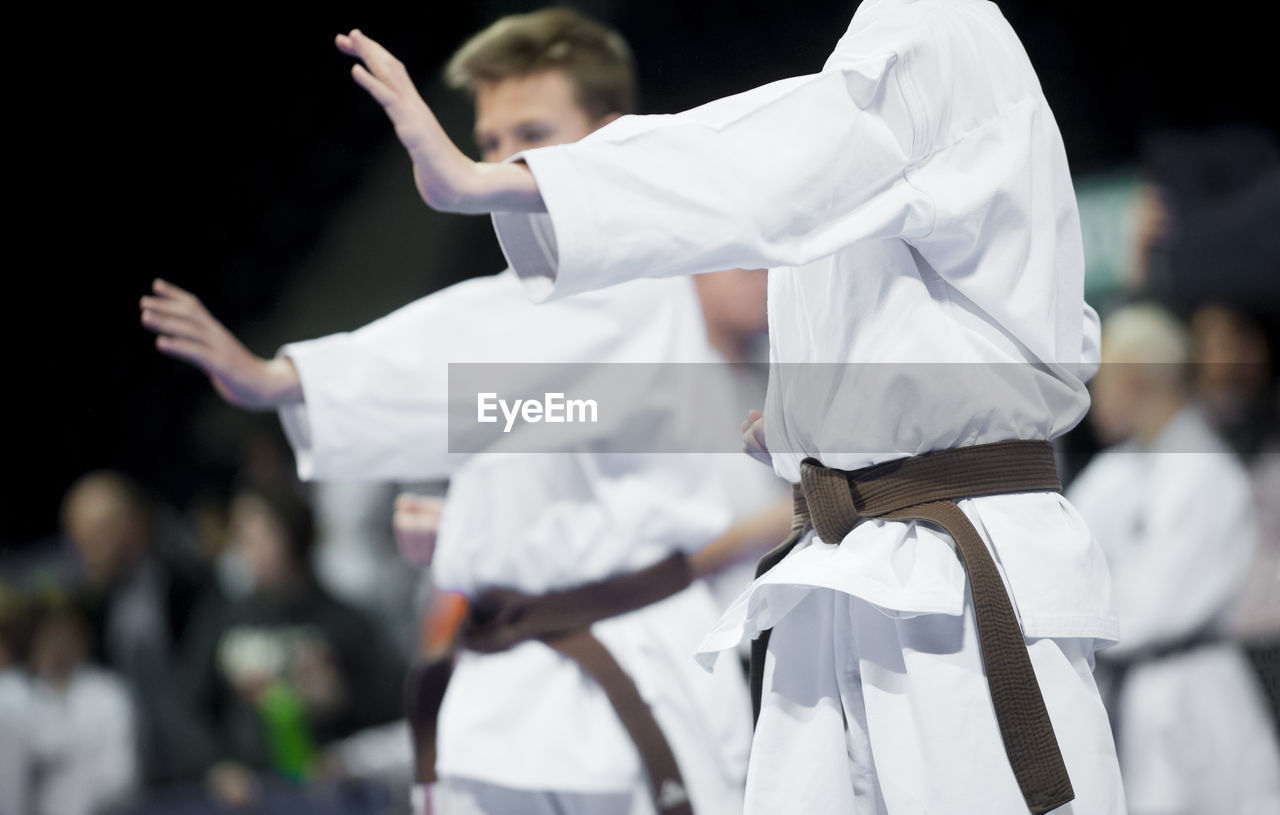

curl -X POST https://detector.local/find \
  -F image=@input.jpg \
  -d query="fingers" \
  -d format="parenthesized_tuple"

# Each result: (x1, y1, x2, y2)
(142, 287, 208, 322)
(394, 493, 445, 566)
(351, 64, 398, 108)
(338, 30, 405, 87)
(395, 493, 445, 514)
(338, 29, 398, 73)
(394, 500, 444, 529)
(140, 308, 205, 341)
(155, 335, 213, 368)
(152, 278, 196, 302)
(742, 411, 771, 467)
(141, 286, 217, 346)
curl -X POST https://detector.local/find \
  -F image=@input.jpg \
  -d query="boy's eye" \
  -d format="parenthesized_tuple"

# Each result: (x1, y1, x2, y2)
(517, 126, 551, 145)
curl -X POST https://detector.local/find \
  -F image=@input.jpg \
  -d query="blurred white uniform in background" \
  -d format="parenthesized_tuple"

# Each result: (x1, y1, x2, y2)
(27, 666, 137, 815)
(277, 270, 773, 814)
(1069, 406, 1280, 815)
(492, 0, 1126, 810)
(0, 667, 31, 815)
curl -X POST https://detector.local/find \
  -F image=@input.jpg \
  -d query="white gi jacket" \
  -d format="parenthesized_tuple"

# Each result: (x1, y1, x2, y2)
(279, 271, 758, 802)
(27, 668, 138, 815)
(0, 670, 31, 815)
(493, 0, 1117, 654)
(1068, 407, 1280, 813)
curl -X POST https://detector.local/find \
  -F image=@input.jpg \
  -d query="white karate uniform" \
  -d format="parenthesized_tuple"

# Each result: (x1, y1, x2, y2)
(26, 667, 137, 815)
(492, 0, 1125, 810)
(0, 670, 32, 815)
(279, 270, 766, 813)
(1068, 407, 1280, 814)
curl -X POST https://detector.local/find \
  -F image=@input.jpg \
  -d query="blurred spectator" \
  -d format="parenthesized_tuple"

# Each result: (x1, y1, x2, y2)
(1138, 126, 1280, 315)
(1191, 303, 1276, 460)
(1197, 305, 1280, 740)
(25, 596, 138, 815)
(186, 487, 255, 602)
(60, 471, 209, 787)
(1231, 432, 1280, 744)
(1069, 304, 1280, 813)
(310, 480, 427, 656)
(1, 585, 33, 815)
(181, 479, 405, 808)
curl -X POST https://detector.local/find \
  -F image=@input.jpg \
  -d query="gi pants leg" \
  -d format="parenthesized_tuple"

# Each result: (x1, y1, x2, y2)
(746, 588, 1127, 814)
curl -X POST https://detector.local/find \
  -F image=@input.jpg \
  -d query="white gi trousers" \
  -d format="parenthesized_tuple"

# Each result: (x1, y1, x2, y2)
(430, 779, 656, 815)
(748, 588, 1127, 814)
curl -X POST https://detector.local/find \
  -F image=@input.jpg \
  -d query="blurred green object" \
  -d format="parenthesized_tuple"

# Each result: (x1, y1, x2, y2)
(1075, 169, 1141, 309)
(258, 681, 318, 782)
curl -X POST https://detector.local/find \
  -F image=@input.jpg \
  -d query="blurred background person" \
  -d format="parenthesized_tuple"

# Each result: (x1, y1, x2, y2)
(1, 585, 34, 815)
(181, 479, 405, 809)
(1068, 303, 1280, 814)
(24, 594, 138, 815)
(60, 471, 209, 789)
(309, 480, 427, 656)
(1190, 303, 1276, 461)
(1192, 302, 1280, 748)
(1137, 126, 1280, 315)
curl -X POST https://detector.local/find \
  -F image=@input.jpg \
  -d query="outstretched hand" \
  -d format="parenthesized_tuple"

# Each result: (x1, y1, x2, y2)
(140, 279, 302, 410)
(336, 30, 475, 211)
(337, 29, 544, 214)
(393, 493, 446, 566)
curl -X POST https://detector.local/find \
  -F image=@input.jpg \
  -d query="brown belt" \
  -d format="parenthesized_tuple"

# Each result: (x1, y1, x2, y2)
(408, 553, 696, 815)
(749, 440, 1074, 815)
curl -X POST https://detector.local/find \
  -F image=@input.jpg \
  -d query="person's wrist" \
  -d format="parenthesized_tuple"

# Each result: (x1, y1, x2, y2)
(260, 356, 303, 406)
(413, 148, 482, 213)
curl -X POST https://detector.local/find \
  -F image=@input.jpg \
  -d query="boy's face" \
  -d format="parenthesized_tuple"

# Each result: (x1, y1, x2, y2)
(473, 68, 609, 163)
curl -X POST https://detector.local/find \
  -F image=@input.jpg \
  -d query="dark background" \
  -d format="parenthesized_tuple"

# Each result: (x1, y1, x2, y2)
(8, 0, 1277, 548)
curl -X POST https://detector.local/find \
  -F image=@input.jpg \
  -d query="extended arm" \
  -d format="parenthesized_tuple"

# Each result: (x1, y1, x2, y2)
(339, 24, 933, 299)
(274, 271, 706, 481)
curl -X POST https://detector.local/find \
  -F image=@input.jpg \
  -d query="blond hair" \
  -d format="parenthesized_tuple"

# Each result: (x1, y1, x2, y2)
(1101, 303, 1192, 388)
(445, 7, 636, 121)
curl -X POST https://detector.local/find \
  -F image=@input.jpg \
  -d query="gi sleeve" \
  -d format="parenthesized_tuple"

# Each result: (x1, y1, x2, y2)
(494, 4, 1092, 367)
(277, 272, 703, 481)
(495, 54, 931, 301)
(494, 3, 1068, 301)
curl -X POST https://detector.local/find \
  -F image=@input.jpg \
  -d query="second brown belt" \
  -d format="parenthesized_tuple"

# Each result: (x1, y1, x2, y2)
(749, 439, 1074, 815)
(409, 553, 697, 815)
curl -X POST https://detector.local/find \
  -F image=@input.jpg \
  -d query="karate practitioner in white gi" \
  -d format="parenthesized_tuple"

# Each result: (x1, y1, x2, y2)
(1069, 305, 1280, 814)
(143, 9, 787, 814)
(335, 0, 1128, 811)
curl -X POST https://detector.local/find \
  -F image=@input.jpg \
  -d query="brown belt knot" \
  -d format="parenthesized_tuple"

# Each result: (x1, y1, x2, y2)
(751, 439, 1074, 815)
(411, 553, 697, 815)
